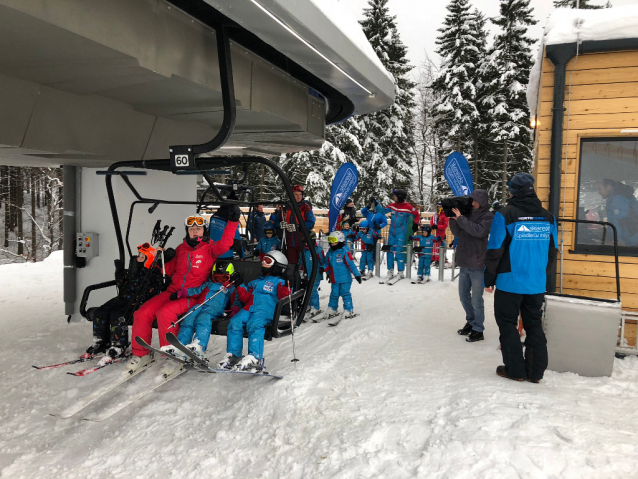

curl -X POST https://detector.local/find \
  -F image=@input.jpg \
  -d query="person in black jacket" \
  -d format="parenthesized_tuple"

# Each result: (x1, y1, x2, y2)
(248, 204, 267, 243)
(85, 243, 167, 361)
(448, 189, 494, 342)
(484, 173, 558, 383)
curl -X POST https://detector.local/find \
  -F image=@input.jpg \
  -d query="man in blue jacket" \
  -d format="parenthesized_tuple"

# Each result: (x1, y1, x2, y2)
(484, 173, 558, 383)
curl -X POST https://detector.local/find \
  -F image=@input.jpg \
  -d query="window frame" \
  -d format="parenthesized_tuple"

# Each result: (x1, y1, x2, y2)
(572, 136, 638, 258)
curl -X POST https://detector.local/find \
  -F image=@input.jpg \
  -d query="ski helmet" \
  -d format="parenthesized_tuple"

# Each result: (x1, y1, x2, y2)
(327, 230, 346, 249)
(392, 188, 407, 203)
(262, 250, 288, 277)
(212, 259, 235, 283)
(306, 230, 317, 244)
(184, 215, 209, 243)
(137, 242, 156, 269)
(359, 220, 369, 230)
(263, 221, 275, 235)
(420, 224, 432, 235)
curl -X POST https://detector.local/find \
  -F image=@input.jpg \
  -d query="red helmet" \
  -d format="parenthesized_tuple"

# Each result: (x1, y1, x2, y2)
(292, 185, 303, 193)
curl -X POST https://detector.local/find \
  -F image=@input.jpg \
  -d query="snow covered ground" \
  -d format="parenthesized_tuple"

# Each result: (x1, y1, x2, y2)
(1, 252, 637, 479)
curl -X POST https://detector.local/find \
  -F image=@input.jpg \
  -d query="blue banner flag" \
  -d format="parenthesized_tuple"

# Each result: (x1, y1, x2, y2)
(329, 163, 359, 232)
(444, 152, 474, 197)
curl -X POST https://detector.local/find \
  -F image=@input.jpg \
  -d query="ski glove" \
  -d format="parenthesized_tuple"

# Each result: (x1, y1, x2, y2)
(355, 276, 362, 284)
(228, 204, 241, 222)
(232, 272, 244, 288)
(226, 305, 241, 318)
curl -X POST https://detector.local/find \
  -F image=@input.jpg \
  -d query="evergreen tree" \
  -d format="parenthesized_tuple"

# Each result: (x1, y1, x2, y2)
(553, 0, 611, 8)
(359, 0, 415, 206)
(481, 0, 537, 201)
(430, 0, 487, 197)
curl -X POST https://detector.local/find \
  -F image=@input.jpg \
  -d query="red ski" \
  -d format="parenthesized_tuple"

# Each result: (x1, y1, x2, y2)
(33, 353, 100, 371)
(67, 354, 131, 377)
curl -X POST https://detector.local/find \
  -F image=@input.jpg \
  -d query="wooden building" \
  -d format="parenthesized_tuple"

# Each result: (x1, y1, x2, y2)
(530, 18, 638, 349)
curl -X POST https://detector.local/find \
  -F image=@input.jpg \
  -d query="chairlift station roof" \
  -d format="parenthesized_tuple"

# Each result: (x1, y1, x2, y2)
(0, 0, 395, 167)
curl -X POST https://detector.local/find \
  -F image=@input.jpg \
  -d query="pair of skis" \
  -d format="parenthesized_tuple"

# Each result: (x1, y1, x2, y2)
(34, 352, 131, 376)
(411, 277, 431, 284)
(379, 274, 404, 285)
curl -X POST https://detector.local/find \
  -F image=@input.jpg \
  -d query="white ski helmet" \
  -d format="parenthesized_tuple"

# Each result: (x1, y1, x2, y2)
(327, 230, 345, 247)
(263, 250, 288, 276)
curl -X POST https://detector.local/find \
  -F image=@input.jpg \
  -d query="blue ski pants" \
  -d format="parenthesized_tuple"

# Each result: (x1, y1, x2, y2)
(386, 246, 405, 272)
(310, 276, 321, 310)
(417, 255, 432, 277)
(226, 309, 272, 359)
(458, 267, 485, 332)
(360, 250, 374, 272)
(176, 303, 225, 351)
(328, 282, 353, 312)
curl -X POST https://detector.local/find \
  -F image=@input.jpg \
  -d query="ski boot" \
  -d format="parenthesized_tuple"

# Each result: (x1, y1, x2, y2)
(186, 342, 205, 361)
(217, 352, 241, 370)
(159, 344, 187, 361)
(305, 307, 321, 322)
(125, 352, 154, 374)
(85, 340, 109, 357)
(159, 357, 184, 378)
(233, 354, 264, 372)
(96, 346, 124, 367)
(417, 275, 424, 283)
(318, 307, 338, 322)
(384, 270, 395, 282)
(424, 275, 431, 283)
(343, 310, 356, 320)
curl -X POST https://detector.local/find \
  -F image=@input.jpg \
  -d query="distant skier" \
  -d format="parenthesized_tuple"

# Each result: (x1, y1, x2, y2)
(128, 209, 239, 373)
(340, 220, 357, 249)
(85, 242, 165, 363)
(218, 251, 291, 372)
(430, 202, 449, 264)
(270, 185, 316, 264)
(409, 224, 434, 283)
(376, 188, 421, 283)
(361, 196, 388, 237)
(354, 220, 378, 279)
(301, 231, 326, 318)
(254, 221, 280, 261)
(161, 259, 241, 372)
(321, 231, 362, 321)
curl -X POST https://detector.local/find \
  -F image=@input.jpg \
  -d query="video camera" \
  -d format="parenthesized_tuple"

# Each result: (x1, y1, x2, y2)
(440, 196, 473, 218)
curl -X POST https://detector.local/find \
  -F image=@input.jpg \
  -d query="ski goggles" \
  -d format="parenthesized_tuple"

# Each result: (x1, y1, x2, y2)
(262, 255, 276, 266)
(137, 242, 151, 251)
(212, 274, 231, 284)
(185, 216, 207, 227)
(327, 236, 340, 244)
(359, 227, 369, 232)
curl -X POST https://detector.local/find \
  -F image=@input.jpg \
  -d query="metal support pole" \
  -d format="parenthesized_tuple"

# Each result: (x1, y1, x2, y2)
(451, 250, 457, 282)
(63, 166, 77, 320)
(405, 244, 412, 280)
(375, 242, 381, 277)
(438, 245, 446, 282)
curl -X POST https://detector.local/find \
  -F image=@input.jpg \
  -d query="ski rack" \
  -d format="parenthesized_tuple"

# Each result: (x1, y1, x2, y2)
(83, 21, 317, 333)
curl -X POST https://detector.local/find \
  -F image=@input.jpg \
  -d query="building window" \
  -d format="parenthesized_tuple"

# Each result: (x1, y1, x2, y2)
(575, 138, 638, 256)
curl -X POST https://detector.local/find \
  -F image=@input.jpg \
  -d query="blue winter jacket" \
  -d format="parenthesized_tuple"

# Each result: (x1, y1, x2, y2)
(185, 280, 239, 310)
(255, 236, 280, 256)
(208, 216, 243, 259)
(237, 276, 289, 315)
(355, 229, 378, 246)
(302, 243, 326, 283)
(409, 235, 434, 257)
(606, 194, 638, 246)
(484, 192, 558, 295)
(376, 202, 420, 243)
(325, 246, 360, 284)
(248, 210, 268, 242)
(360, 206, 388, 233)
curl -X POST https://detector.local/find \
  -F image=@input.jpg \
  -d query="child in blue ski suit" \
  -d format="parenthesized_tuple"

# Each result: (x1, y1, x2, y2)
(409, 225, 433, 283)
(302, 231, 326, 317)
(322, 231, 361, 320)
(361, 198, 389, 236)
(167, 259, 240, 358)
(376, 188, 420, 281)
(354, 220, 378, 278)
(218, 251, 291, 371)
(254, 221, 280, 261)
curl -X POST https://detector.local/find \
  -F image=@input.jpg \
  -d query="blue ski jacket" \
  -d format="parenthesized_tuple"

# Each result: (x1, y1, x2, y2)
(325, 246, 360, 284)
(484, 191, 558, 295)
(355, 229, 378, 246)
(606, 193, 638, 246)
(409, 235, 434, 257)
(236, 275, 290, 314)
(376, 202, 420, 243)
(255, 236, 280, 256)
(360, 206, 388, 233)
(208, 216, 243, 259)
(302, 243, 327, 281)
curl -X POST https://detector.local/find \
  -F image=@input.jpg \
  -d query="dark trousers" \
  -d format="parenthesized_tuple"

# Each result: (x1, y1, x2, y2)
(92, 297, 130, 348)
(494, 289, 548, 381)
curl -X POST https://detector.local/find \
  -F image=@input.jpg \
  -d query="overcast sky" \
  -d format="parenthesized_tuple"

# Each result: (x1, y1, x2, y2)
(340, 0, 638, 73)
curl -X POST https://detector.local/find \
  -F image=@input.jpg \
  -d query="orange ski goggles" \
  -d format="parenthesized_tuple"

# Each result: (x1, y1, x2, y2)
(185, 216, 207, 227)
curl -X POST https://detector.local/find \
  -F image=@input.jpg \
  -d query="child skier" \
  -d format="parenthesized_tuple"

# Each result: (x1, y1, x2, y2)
(431, 202, 449, 264)
(301, 231, 326, 318)
(322, 231, 362, 321)
(85, 242, 165, 363)
(218, 251, 291, 371)
(254, 221, 280, 261)
(341, 221, 357, 250)
(162, 259, 240, 363)
(409, 224, 434, 283)
(354, 220, 378, 279)
(361, 196, 388, 236)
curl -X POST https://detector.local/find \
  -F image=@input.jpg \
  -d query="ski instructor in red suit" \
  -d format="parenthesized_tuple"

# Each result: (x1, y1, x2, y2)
(127, 204, 240, 371)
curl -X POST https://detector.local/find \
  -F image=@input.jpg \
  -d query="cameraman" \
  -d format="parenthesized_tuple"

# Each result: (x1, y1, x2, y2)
(448, 189, 493, 343)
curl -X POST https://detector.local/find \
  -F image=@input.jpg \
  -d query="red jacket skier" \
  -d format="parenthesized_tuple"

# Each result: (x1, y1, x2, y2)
(270, 185, 316, 264)
(430, 203, 449, 263)
(127, 206, 240, 372)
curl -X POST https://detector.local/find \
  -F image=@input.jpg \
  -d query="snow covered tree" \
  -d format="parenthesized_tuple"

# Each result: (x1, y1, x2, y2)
(430, 0, 488, 198)
(358, 0, 415, 206)
(480, 0, 537, 201)
(553, 0, 611, 8)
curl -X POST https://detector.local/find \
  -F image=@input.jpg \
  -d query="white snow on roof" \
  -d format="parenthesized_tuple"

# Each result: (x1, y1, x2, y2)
(527, 5, 638, 116)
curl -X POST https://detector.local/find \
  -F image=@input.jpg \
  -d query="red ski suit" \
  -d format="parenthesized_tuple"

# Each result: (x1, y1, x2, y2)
(132, 221, 238, 357)
(430, 209, 449, 262)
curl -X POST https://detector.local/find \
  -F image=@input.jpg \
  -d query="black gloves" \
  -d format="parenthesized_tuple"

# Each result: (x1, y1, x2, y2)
(228, 204, 241, 222)
(231, 271, 244, 288)
(163, 248, 176, 263)
(355, 276, 362, 284)
(162, 276, 172, 290)
(169, 292, 178, 301)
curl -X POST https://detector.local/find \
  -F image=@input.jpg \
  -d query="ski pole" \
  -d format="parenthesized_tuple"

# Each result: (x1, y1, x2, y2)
(161, 250, 166, 279)
(286, 279, 299, 364)
(170, 286, 228, 328)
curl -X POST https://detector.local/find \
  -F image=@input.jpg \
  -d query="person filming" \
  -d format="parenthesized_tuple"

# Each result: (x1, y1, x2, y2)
(448, 189, 493, 343)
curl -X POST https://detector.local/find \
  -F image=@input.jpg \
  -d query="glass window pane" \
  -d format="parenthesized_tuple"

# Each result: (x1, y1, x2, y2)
(576, 138, 638, 256)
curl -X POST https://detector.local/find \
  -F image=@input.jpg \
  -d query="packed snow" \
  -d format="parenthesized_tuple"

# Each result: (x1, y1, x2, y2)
(527, 5, 638, 117)
(1, 252, 638, 478)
